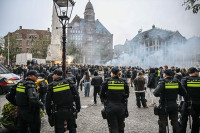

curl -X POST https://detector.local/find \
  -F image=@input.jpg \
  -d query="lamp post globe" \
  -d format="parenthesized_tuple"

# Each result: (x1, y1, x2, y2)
(53, 0, 75, 78)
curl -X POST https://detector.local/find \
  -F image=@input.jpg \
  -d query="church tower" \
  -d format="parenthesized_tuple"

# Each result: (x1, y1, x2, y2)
(84, 0, 95, 23)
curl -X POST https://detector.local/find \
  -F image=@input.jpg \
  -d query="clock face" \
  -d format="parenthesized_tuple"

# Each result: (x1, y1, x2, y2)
(74, 22, 79, 27)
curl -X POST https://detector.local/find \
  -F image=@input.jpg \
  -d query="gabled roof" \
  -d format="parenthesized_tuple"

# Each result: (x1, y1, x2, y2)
(95, 19, 112, 35)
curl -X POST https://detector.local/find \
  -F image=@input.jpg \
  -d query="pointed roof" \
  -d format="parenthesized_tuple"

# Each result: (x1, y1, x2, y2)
(85, 1, 94, 10)
(95, 19, 112, 35)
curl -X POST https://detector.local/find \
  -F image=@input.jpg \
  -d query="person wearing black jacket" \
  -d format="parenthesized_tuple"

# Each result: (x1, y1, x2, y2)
(46, 69, 81, 133)
(100, 67, 129, 133)
(91, 71, 103, 104)
(180, 67, 200, 133)
(131, 67, 137, 87)
(6, 70, 43, 133)
(153, 69, 186, 133)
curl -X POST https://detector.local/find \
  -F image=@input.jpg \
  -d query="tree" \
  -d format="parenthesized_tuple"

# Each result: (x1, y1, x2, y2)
(183, 0, 200, 14)
(3, 35, 22, 65)
(66, 41, 82, 63)
(31, 37, 50, 59)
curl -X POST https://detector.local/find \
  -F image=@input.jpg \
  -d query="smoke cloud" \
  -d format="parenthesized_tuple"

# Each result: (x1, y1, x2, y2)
(106, 37, 200, 68)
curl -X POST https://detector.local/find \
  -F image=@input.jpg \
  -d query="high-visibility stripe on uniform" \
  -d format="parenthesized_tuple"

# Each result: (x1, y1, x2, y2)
(158, 70, 160, 77)
(187, 81, 200, 87)
(165, 83, 178, 89)
(16, 84, 26, 93)
(53, 84, 69, 89)
(53, 84, 70, 92)
(108, 84, 124, 90)
(16, 88, 25, 93)
(187, 84, 200, 87)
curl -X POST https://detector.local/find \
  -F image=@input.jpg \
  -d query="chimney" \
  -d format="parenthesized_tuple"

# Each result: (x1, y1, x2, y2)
(19, 26, 22, 30)
(152, 24, 155, 29)
(138, 29, 142, 34)
(47, 28, 50, 32)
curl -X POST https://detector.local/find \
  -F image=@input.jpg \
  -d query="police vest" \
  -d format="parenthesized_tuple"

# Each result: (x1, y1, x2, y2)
(52, 81, 74, 107)
(186, 78, 200, 101)
(16, 82, 28, 106)
(107, 80, 125, 103)
(164, 80, 179, 101)
(158, 70, 161, 77)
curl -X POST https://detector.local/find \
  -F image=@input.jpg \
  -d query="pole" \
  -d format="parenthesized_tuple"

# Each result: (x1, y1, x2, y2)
(62, 25, 66, 79)
(8, 33, 9, 66)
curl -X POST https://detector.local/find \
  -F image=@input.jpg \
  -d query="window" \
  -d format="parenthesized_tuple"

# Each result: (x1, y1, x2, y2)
(27, 40, 29, 46)
(31, 40, 34, 45)
(19, 40, 22, 45)
(27, 48, 29, 53)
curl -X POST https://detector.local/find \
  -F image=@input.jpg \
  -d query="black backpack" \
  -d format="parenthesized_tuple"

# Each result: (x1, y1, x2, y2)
(38, 80, 48, 94)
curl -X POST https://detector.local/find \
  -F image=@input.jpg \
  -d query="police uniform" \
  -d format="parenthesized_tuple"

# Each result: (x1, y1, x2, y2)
(180, 67, 200, 133)
(46, 69, 81, 133)
(153, 69, 186, 133)
(6, 70, 42, 133)
(100, 67, 129, 133)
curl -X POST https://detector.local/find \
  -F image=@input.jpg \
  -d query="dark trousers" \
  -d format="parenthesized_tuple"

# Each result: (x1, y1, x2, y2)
(76, 80, 80, 91)
(135, 92, 147, 107)
(93, 86, 100, 104)
(17, 109, 41, 133)
(106, 103, 125, 133)
(55, 109, 76, 133)
(39, 93, 47, 111)
(158, 111, 179, 133)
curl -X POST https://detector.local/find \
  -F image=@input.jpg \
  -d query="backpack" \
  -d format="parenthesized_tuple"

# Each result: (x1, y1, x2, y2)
(38, 80, 48, 94)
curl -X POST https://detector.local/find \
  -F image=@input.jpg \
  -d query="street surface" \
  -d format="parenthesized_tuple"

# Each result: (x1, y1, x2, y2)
(0, 85, 190, 133)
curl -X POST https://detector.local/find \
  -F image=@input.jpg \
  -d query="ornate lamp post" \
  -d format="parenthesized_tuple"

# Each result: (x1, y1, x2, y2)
(53, 0, 75, 78)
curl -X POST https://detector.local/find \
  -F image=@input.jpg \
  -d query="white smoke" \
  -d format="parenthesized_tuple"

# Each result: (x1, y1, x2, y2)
(106, 37, 200, 68)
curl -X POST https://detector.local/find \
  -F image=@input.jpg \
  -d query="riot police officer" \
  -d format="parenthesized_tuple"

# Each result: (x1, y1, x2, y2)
(180, 67, 200, 133)
(6, 70, 42, 133)
(46, 69, 81, 133)
(153, 69, 186, 133)
(100, 67, 129, 133)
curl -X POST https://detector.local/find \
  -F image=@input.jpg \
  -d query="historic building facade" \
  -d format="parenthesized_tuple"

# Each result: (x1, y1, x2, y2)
(4, 26, 51, 59)
(67, 1, 113, 64)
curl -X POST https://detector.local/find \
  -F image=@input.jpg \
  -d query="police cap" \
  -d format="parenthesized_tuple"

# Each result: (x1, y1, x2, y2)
(188, 67, 198, 74)
(27, 70, 40, 77)
(53, 69, 63, 76)
(164, 69, 173, 76)
(111, 67, 120, 75)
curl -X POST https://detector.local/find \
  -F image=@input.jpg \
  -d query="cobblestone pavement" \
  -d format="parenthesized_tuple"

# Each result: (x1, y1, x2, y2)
(0, 85, 190, 133)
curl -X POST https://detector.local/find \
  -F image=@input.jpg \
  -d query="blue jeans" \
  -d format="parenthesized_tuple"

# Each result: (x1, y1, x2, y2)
(84, 82, 91, 97)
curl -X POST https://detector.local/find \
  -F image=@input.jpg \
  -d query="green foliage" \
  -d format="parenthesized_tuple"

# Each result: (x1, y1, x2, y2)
(3, 36, 21, 64)
(183, 0, 200, 14)
(31, 37, 50, 59)
(0, 102, 43, 129)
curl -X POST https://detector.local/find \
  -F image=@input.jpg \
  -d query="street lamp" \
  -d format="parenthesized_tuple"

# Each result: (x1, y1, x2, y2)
(53, 0, 75, 78)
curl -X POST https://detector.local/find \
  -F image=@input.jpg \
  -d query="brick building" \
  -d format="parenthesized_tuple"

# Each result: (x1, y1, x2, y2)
(4, 26, 51, 59)
(67, 1, 113, 64)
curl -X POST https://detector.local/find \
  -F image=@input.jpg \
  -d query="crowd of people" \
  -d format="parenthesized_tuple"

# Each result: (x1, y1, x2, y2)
(5, 63, 200, 133)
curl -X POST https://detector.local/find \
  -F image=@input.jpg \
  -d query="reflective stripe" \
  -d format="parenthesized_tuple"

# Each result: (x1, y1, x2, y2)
(158, 70, 160, 77)
(187, 84, 200, 87)
(53, 86, 70, 92)
(17, 86, 25, 89)
(16, 88, 25, 93)
(187, 82, 200, 84)
(108, 84, 124, 90)
(165, 83, 178, 89)
(165, 86, 179, 89)
(53, 84, 69, 89)
(108, 84, 124, 86)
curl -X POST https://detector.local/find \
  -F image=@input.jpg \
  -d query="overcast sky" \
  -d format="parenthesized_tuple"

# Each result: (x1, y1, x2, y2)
(0, 0, 200, 45)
